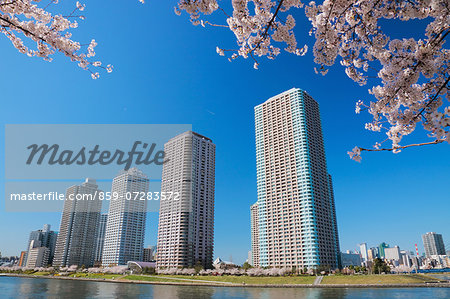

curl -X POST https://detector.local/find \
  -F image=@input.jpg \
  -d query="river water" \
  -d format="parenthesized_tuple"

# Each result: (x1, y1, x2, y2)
(0, 276, 449, 299)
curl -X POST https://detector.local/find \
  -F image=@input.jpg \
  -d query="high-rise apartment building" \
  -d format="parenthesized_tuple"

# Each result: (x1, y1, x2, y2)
(94, 214, 108, 264)
(25, 224, 57, 265)
(252, 88, 340, 269)
(378, 242, 389, 259)
(422, 232, 446, 257)
(53, 179, 102, 267)
(102, 168, 149, 266)
(359, 243, 368, 262)
(26, 240, 50, 268)
(250, 203, 259, 267)
(156, 131, 215, 269)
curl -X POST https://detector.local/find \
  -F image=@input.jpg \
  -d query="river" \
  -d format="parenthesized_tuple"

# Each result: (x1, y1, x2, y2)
(0, 276, 449, 298)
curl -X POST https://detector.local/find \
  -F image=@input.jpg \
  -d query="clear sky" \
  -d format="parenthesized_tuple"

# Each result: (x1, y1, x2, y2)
(0, 2, 448, 263)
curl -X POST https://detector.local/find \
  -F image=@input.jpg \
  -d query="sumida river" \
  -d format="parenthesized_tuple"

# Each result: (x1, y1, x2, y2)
(1, 276, 449, 299)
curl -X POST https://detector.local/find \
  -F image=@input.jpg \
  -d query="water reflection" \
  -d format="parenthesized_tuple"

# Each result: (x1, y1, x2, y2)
(153, 285, 214, 299)
(1, 276, 449, 299)
(214, 287, 350, 299)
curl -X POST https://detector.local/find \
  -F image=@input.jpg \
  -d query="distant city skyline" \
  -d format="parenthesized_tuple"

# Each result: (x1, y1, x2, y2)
(0, 6, 448, 261)
(1, 202, 449, 264)
(1, 127, 449, 265)
(1, 128, 448, 263)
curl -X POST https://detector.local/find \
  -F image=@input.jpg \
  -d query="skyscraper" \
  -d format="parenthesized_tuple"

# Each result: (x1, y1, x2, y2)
(102, 168, 149, 266)
(25, 224, 57, 265)
(252, 88, 340, 269)
(359, 243, 368, 262)
(94, 214, 108, 264)
(378, 242, 389, 259)
(422, 232, 446, 257)
(156, 131, 215, 269)
(53, 179, 102, 267)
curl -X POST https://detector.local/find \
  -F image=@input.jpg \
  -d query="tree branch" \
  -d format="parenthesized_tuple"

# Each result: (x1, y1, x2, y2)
(360, 139, 445, 152)
(412, 75, 450, 122)
(249, 0, 284, 55)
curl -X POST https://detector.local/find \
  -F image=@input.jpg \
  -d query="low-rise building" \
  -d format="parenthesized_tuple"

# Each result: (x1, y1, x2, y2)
(340, 252, 362, 267)
(143, 246, 156, 262)
(213, 257, 238, 269)
(26, 246, 50, 268)
(385, 246, 401, 262)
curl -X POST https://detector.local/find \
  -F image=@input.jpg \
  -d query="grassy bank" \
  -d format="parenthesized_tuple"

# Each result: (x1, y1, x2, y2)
(2, 271, 447, 286)
(121, 274, 442, 285)
(67, 273, 124, 280)
(123, 275, 316, 285)
(321, 274, 441, 285)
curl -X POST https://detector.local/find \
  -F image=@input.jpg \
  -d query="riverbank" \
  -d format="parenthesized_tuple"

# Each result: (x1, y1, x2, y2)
(1, 273, 449, 288)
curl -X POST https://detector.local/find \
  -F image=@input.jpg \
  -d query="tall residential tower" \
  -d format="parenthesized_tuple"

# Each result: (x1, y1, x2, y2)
(252, 88, 340, 269)
(422, 232, 446, 257)
(156, 131, 215, 269)
(53, 178, 102, 267)
(102, 168, 149, 266)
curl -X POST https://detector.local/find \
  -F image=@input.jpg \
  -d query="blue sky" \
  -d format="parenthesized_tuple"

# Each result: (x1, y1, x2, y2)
(0, 2, 448, 263)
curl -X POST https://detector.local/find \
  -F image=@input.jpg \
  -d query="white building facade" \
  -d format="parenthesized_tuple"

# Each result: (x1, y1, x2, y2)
(26, 244, 50, 268)
(102, 168, 149, 266)
(156, 131, 215, 269)
(360, 243, 368, 262)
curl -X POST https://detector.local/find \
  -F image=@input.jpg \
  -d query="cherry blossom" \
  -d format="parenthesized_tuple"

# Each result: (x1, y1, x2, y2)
(176, 0, 307, 65)
(175, 0, 449, 159)
(305, 0, 449, 160)
(2, 1, 448, 156)
(0, 0, 112, 78)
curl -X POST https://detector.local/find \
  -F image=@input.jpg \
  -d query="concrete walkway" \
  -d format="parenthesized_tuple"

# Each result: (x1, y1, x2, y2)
(313, 276, 323, 285)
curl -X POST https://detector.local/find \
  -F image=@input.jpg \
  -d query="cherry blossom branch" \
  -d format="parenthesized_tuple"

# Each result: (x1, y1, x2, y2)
(201, 20, 228, 28)
(0, 0, 112, 78)
(217, 6, 230, 18)
(0, 1, 17, 7)
(413, 76, 450, 122)
(361, 139, 444, 152)
(249, 0, 284, 55)
(348, 139, 445, 162)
